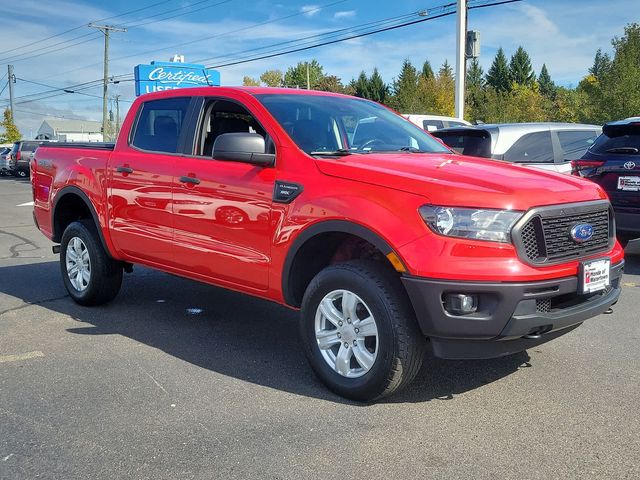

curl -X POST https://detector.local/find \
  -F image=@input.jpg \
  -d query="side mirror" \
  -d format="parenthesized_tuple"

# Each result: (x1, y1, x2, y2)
(213, 133, 275, 167)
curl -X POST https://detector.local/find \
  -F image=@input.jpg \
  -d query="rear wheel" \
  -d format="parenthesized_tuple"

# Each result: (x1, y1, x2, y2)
(300, 260, 425, 402)
(15, 169, 27, 178)
(60, 220, 123, 306)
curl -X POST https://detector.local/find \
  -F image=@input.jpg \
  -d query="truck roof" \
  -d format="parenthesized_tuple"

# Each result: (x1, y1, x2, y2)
(135, 86, 354, 103)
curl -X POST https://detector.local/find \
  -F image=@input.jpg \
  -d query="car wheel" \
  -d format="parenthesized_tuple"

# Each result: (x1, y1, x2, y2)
(16, 170, 27, 178)
(60, 220, 123, 306)
(300, 260, 425, 401)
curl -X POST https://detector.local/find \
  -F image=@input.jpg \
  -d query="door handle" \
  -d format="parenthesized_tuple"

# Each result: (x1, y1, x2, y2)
(179, 176, 200, 185)
(117, 166, 133, 174)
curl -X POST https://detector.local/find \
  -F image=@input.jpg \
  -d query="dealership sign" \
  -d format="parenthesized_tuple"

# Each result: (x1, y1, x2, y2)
(134, 61, 221, 96)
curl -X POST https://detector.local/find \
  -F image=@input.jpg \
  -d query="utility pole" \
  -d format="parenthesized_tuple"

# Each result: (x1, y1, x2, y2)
(454, 0, 467, 119)
(7, 65, 15, 116)
(114, 94, 121, 138)
(89, 23, 126, 141)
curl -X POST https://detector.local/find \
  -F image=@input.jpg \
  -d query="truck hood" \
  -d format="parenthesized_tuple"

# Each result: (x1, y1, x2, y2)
(314, 152, 607, 211)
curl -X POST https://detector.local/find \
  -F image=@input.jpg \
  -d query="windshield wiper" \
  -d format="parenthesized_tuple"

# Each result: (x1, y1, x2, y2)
(309, 148, 353, 156)
(605, 147, 639, 154)
(398, 146, 424, 153)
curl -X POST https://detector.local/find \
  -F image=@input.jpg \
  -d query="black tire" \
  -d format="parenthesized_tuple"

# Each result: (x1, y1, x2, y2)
(60, 220, 123, 306)
(15, 169, 27, 178)
(300, 260, 426, 402)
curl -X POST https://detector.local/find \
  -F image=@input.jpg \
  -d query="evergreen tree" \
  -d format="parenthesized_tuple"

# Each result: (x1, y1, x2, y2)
(390, 59, 420, 112)
(368, 68, 388, 103)
(421, 60, 434, 79)
(538, 64, 555, 98)
(439, 60, 453, 79)
(486, 47, 511, 92)
(589, 48, 611, 79)
(352, 71, 371, 98)
(260, 69, 283, 87)
(466, 58, 484, 89)
(0, 109, 21, 143)
(509, 46, 535, 87)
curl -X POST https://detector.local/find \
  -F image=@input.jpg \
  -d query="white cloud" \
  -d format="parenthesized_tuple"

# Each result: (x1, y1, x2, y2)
(334, 10, 356, 19)
(300, 5, 320, 18)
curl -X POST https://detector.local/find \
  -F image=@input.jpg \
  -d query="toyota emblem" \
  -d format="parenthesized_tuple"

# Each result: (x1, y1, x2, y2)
(624, 161, 636, 170)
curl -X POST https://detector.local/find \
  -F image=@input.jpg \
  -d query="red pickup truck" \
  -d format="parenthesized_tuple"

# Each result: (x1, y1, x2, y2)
(32, 87, 624, 401)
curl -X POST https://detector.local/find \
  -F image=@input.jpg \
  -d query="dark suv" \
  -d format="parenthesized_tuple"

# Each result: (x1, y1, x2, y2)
(8, 140, 42, 177)
(573, 118, 640, 247)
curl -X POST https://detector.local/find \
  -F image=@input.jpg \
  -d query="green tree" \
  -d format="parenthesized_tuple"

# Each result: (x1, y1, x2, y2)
(538, 64, 555, 98)
(390, 59, 421, 112)
(486, 47, 511, 92)
(352, 71, 371, 98)
(421, 60, 434, 79)
(439, 59, 453, 79)
(284, 59, 324, 89)
(598, 23, 640, 120)
(0, 109, 21, 143)
(317, 75, 345, 93)
(242, 76, 260, 86)
(368, 68, 388, 103)
(509, 46, 535, 87)
(260, 69, 283, 87)
(589, 48, 611, 79)
(466, 58, 484, 89)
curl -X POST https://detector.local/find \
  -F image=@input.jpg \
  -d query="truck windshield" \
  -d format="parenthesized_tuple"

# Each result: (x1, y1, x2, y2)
(255, 94, 451, 155)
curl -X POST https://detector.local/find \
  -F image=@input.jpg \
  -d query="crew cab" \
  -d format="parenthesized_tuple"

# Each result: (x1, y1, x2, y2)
(31, 87, 624, 401)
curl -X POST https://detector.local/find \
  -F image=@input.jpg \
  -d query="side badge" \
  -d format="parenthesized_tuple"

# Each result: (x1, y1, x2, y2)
(273, 181, 303, 204)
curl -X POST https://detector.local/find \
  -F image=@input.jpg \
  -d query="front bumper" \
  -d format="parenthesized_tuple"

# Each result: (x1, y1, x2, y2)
(401, 260, 624, 359)
(614, 208, 640, 235)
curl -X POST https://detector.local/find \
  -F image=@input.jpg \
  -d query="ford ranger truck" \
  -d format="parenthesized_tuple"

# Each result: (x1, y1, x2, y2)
(31, 88, 624, 401)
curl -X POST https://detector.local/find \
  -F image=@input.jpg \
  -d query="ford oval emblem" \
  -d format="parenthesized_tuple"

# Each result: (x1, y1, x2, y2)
(571, 224, 594, 243)
(624, 161, 636, 170)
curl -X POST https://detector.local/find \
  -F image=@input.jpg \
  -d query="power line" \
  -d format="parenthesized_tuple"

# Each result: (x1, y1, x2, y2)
(0, 0, 173, 57)
(117, 0, 233, 29)
(51, 0, 349, 79)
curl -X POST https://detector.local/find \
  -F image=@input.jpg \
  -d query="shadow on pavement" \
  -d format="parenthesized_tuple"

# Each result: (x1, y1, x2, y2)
(3, 258, 612, 405)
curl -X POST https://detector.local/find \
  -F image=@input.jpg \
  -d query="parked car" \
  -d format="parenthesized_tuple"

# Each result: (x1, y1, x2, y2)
(32, 87, 624, 401)
(402, 114, 471, 131)
(432, 123, 602, 174)
(8, 140, 43, 177)
(572, 118, 640, 247)
(0, 147, 12, 175)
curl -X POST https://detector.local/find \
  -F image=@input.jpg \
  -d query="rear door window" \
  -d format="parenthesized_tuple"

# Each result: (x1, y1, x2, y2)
(131, 97, 191, 153)
(557, 130, 599, 161)
(503, 131, 553, 163)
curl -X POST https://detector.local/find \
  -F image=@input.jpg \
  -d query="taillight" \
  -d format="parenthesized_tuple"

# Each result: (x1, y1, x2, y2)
(571, 159, 605, 177)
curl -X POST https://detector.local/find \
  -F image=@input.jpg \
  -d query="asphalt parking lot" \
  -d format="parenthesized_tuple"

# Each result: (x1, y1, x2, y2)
(1, 175, 639, 480)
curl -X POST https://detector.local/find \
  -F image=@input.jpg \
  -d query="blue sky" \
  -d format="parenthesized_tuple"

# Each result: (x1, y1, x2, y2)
(0, 0, 638, 135)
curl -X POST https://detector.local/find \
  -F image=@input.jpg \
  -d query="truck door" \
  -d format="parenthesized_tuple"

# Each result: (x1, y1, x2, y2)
(108, 96, 192, 266)
(172, 97, 275, 291)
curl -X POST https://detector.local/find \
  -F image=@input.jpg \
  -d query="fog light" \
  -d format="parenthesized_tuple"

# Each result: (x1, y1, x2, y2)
(445, 293, 478, 315)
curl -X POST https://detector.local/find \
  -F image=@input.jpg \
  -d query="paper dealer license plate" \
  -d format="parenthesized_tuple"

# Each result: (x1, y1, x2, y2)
(580, 258, 610, 294)
(617, 176, 640, 191)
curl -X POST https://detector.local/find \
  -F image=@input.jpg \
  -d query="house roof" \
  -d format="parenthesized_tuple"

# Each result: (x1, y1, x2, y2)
(40, 118, 102, 134)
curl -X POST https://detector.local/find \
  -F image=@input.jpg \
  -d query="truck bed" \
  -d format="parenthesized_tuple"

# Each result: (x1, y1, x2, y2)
(40, 142, 115, 150)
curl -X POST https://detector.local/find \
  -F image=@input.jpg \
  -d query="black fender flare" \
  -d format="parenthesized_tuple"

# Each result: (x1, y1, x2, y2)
(281, 220, 395, 307)
(52, 186, 113, 257)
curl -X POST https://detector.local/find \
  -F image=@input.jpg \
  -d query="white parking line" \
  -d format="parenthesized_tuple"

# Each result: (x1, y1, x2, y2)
(16, 201, 34, 207)
(0, 351, 44, 364)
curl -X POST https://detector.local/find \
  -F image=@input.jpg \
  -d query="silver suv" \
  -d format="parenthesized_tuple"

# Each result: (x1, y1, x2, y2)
(432, 123, 602, 174)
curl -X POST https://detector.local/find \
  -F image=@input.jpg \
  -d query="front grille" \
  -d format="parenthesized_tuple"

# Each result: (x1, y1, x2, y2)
(536, 298, 551, 313)
(513, 201, 612, 265)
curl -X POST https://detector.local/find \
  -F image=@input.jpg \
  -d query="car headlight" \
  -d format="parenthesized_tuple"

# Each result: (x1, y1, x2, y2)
(419, 205, 523, 243)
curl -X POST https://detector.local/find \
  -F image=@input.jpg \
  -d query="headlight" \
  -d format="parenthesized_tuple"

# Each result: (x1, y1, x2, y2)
(419, 205, 522, 243)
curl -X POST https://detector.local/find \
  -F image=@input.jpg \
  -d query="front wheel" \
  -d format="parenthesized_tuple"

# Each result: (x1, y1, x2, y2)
(300, 260, 425, 402)
(60, 220, 123, 306)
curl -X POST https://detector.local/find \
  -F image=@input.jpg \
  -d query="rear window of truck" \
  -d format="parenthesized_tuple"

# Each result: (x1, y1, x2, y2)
(131, 97, 190, 153)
